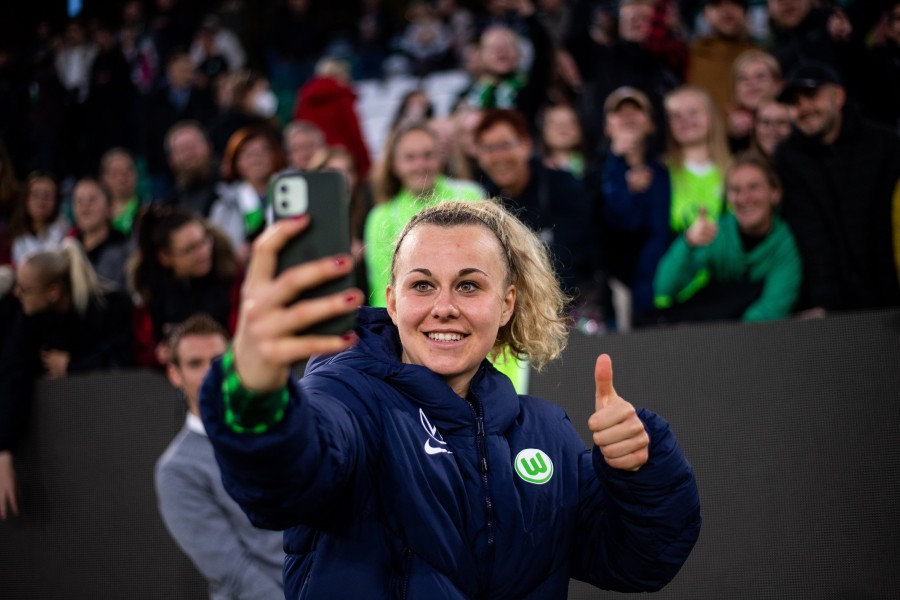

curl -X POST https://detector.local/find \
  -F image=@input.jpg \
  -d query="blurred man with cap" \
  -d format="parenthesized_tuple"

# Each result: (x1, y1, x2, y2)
(773, 60, 900, 313)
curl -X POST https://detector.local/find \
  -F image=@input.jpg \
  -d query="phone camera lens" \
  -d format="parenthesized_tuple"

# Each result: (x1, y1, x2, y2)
(281, 200, 289, 209)
(280, 185, 288, 194)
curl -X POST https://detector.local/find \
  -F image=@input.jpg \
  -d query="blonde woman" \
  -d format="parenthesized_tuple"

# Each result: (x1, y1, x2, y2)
(199, 199, 701, 598)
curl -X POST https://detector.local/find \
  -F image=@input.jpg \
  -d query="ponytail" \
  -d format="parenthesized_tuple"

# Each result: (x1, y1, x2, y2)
(23, 240, 106, 316)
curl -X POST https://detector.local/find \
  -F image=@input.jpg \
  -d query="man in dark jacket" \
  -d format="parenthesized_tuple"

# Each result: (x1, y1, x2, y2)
(774, 61, 900, 313)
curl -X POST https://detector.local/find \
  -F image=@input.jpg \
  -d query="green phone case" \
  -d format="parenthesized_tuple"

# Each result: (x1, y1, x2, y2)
(271, 169, 357, 336)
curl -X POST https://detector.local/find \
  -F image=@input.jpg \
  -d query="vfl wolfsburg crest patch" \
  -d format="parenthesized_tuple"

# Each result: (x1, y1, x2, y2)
(514, 448, 553, 484)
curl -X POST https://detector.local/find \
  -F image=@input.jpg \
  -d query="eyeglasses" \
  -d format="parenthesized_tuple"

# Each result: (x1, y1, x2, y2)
(477, 140, 520, 155)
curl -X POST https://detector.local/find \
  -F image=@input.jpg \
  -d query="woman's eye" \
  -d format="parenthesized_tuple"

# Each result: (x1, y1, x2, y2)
(412, 281, 433, 292)
(458, 281, 479, 293)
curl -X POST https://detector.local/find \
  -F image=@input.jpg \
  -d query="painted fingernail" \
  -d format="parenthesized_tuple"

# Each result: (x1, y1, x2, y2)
(345, 292, 359, 303)
(292, 213, 309, 222)
(342, 332, 357, 342)
(334, 256, 348, 267)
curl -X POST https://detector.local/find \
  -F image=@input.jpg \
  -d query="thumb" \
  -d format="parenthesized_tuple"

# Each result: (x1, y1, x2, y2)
(697, 206, 708, 222)
(594, 354, 615, 411)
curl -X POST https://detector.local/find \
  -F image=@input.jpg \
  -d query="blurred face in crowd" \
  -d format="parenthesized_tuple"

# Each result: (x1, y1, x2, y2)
(605, 100, 654, 141)
(161, 221, 214, 278)
(286, 129, 324, 169)
(26, 177, 58, 227)
(14, 261, 60, 315)
(168, 333, 228, 412)
(754, 101, 792, 156)
(167, 54, 195, 89)
(542, 105, 582, 152)
(101, 152, 138, 200)
(734, 59, 781, 111)
(386, 223, 515, 398)
(618, 2, 653, 44)
(768, 0, 811, 30)
(392, 128, 442, 195)
(727, 164, 780, 237)
(666, 90, 711, 148)
(323, 152, 358, 190)
(704, 0, 747, 38)
(475, 121, 531, 194)
(479, 27, 520, 76)
(236, 136, 275, 185)
(73, 180, 111, 234)
(168, 126, 213, 182)
(889, 3, 900, 45)
(787, 84, 845, 143)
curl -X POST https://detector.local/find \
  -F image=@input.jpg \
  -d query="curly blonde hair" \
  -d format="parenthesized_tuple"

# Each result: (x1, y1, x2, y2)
(390, 199, 569, 370)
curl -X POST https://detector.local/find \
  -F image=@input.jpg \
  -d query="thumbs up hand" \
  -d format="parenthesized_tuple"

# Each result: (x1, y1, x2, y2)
(588, 354, 650, 471)
(685, 206, 718, 248)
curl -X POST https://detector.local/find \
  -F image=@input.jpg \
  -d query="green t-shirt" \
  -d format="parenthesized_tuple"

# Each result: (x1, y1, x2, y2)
(363, 175, 485, 308)
(668, 163, 724, 233)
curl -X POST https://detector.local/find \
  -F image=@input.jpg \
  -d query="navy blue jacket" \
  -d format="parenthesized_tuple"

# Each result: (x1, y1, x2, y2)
(201, 308, 701, 598)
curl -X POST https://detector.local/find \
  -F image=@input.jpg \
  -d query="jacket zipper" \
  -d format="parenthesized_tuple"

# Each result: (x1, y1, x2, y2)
(468, 397, 495, 596)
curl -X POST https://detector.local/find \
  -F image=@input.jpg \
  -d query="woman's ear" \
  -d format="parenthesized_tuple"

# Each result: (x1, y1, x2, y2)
(500, 284, 516, 327)
(386, 285, 399, 325)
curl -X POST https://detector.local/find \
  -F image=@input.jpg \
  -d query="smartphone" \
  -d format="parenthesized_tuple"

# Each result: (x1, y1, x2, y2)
(270, 169, 357, 336)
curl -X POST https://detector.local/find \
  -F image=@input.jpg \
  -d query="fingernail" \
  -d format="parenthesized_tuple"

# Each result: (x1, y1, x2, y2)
(342, 331, 357, 342)
(292, 213, 309, 222)
(345, 292, 359, 303)
(334, 256, 348, 267)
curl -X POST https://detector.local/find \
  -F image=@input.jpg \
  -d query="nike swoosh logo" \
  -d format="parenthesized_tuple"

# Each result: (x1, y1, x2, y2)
(424, 439, 451, 455)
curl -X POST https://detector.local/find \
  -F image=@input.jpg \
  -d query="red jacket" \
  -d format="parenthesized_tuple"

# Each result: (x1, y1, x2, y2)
(293, 76, 371, 179)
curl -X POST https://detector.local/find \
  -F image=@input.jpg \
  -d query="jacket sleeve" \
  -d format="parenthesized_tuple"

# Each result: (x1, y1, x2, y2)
(570, 408, 701, 592)
(199, 358, 373, 531)
(155, 458, 283, 599)
(742, 228, 803, 322)
(653, 235, 711, 306)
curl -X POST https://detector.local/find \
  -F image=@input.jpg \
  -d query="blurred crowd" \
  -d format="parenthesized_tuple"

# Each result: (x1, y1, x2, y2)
(1, 0, 900, 515)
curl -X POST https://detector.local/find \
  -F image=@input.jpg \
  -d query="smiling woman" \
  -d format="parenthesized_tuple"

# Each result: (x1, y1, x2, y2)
(199, 199, 701, 599)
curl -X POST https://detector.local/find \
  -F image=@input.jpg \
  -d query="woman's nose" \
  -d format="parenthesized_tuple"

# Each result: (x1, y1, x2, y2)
(431, 289, 459, 318)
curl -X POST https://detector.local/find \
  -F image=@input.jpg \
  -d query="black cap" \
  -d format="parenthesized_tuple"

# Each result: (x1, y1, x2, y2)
(779, 61, 842, 103)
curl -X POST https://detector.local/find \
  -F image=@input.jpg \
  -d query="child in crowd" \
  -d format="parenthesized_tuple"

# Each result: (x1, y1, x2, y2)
(539, 103, 587, 179)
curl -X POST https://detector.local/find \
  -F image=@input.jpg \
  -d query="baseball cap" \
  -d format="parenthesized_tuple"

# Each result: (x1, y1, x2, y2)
(779, 61, 842, 103)
(604, 86, 652, 116)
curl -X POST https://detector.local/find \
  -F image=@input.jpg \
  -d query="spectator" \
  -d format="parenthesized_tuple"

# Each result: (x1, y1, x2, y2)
(263, 0, 328, 125)
(129, 205, 240, 367)
(283, 120, 326, 170)
(364, 122, 484, 307)
(774, 60, 900, 313)
(751, 98, 792, 158)
(563, 0, 681, 153)
(99, 147, 145, 238)
(399, 1, 456, 77)
(208, 70, 282, 157)
(293, 58, 372, 181)
(461, 13, 555, 125)
(163, 121, 223, 217)
(55, 19, 98, 179)
(0, 138, 21, 265)
(143, 49, 217, 196)
(83, 21, 137, 173)
(69, 178, 131, 290)
(210, 126, 286, 262)
(687, 0, 758, 116)
(653, 152, 801, 323)
(663, 85, 731, 234)
(390, 89, 436, 133)
(863, 0, 900, 132)
(595, 87, 672, 326)
(155, 314, 284, 599)
(351, 0, 395, 80)
(0, 240, 134, 519)
(118, 0, 160, 97)
(474, 108, 591, 297)
(10, 172, 69, 265)
(539, 103, 587, 179)
(189, 19, 230, 92)
(189, 14, 245, 77)
(726, 49, 783, 151)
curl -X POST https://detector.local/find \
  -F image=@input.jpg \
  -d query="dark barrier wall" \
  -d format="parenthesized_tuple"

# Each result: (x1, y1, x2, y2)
(1, 310, 899, 599)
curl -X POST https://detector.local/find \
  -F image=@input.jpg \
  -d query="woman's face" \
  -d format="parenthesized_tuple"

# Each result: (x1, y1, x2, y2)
(479, 28, 520, 75)
(387, 223, 516, 398)
(754, 101, 792, 156)
(392, 129, 441, 195)
(26, 178, 57, 225)
(735, 60, 779, 111)
(236, 136, 275, 185)
(542, 106, 582, 152)
(14, 261, 57, 315)
(666, 91, 711, 147)
(163, 221, 214, 278)
(73, 181, 111, 233)
(726, 164, 780, 237)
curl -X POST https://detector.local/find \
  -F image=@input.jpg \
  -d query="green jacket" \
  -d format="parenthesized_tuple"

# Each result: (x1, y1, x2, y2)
(363, 176, 484, 307)
(654, 213, 802, 321)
